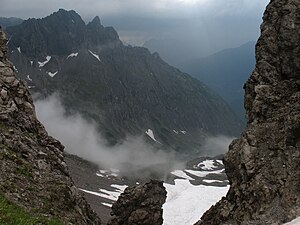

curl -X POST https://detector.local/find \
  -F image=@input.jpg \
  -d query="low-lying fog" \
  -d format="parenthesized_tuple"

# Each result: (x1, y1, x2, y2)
(34, 95, 234, 178)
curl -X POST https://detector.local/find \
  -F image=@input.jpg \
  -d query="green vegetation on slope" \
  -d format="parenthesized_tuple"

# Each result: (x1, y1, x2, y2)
(0, 193, 63, 225)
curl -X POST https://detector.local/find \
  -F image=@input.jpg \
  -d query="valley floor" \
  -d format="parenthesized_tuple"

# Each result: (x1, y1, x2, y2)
(65, 154, 229, 225)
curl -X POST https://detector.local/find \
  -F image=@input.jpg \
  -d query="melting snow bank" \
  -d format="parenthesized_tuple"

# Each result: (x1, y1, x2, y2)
(163, 180, 229, 225)
(38, 56, 51, 67)
(88, 50, 102, 62)
(48, 71, 58, 77)
(67, 52, 78, 59)
(80, 183, 127, 207)
(163, 158, 228, 225)
(145, 128, 161, 143)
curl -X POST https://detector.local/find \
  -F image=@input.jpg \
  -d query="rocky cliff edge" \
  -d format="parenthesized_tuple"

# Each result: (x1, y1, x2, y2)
(0, 27, 101, 224)
(195, 0, 300, 224)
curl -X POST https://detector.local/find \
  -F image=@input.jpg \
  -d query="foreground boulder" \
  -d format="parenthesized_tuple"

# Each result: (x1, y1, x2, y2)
(0, 28, 100, 224)
(108, 180, 167, 225)
(195, 0, 300, 224)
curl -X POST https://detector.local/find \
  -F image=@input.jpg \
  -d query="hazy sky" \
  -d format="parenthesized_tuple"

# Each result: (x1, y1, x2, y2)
(1, 0, 270, 54)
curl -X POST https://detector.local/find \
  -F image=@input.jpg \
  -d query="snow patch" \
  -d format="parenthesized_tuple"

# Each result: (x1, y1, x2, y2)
(97, 169, 119, 178)
(7, 36, 12, 45)
(38, 56, 51, 67)
(79, 189, 104, 198)
(101, 202, 112, 208)
(145, 129, 160, 143)
(284, 217, 300, 225)
(30, 61, 33, 66)
(17, 47, 21, 53)
(94, 184, 127, 202)
(67, 52, 78, 59)
(173, 130, 179, 134)
(202, 179, 223, 183)
(197, 160, 217, 170)
(216, 160, 223, 165)
(180, 130, 187, 134)
(26, 75, 32, 81)
(28, 86, 35, 89)
(88, 50, 101, 62)
(80, 184, 127, 202)
(111, 184, 127, 192)
(163, 180, 229, 225)
(184, 169, 224, 178)
(13, 66, 18, 72)
(98, 188, 122, 201)
(96, 173, 105, 177)
(47, 71, 58, 77)
(171, 170, 194, 180)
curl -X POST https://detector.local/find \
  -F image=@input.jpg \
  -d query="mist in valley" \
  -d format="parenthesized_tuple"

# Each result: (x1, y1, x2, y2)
(34, 95, 233, 179)
(34, 95, 183, 178)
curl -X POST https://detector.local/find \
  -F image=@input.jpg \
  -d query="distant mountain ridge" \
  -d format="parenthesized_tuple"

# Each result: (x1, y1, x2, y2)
(180, 41, 256, 121)
(5, 9, 242, 154)
(0, 17, 23, 28)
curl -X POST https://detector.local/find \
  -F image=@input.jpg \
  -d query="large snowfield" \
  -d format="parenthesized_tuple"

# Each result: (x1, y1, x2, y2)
(163, 179, 229, 225)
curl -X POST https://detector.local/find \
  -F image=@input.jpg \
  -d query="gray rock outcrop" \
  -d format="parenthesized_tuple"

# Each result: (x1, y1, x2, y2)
(108, 180, 167, 225)
(195, 0, 300, 224)
(0, 28, 101, 224)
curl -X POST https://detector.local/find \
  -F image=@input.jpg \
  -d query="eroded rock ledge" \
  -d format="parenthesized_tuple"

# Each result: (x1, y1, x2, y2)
(195, 0, 300, 224)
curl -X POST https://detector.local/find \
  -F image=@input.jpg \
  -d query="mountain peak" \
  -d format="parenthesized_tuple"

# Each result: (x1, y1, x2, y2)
(48, 8, 84, 24)
(6, 10, 122, 56)
(90, 16, 101, 26)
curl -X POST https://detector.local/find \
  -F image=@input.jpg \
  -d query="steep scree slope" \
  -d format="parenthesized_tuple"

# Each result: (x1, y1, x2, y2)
(0, 28, 100, 224)
(195, 0, 300, 224)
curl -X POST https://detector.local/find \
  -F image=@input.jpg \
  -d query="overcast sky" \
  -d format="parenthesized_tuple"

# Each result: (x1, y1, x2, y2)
(1, 0, 270, 56)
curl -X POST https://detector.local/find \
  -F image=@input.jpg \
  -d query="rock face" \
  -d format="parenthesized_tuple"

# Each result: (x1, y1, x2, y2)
(5, 9, 242, 154)
(108, 180, 167, 225)
(195, 0, 300, 224)
(181, 41, 256, 122)
(0, 28, 100, 224)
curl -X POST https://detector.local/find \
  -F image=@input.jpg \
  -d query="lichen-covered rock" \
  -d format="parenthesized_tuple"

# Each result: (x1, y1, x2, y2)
(195, 0, 300, 224)
(0, 28, 101, 224)
(108, 180, 167, 225)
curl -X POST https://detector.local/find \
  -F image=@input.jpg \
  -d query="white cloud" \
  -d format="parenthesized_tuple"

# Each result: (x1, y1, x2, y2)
(34, 95, 183, 176)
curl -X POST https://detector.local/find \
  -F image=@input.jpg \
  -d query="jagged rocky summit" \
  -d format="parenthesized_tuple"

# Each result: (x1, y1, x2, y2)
(108, 180, 167, 225)
(0, 28, 100, 224)
(195, 0, 300, 224)
(5, 9, 242, 154)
